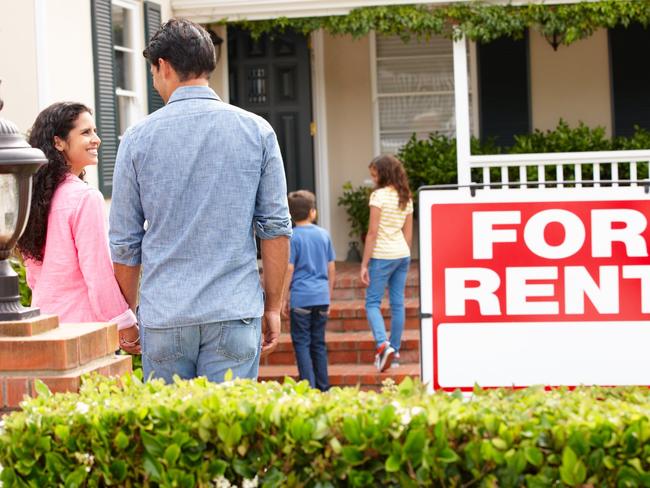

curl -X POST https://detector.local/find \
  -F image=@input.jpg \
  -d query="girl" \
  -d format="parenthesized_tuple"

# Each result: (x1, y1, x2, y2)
(360, 154, 413, 372)
(17, 102, 140, 353)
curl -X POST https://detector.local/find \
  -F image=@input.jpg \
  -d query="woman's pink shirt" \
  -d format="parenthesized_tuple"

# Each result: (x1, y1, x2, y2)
(24, 174, 136, 329)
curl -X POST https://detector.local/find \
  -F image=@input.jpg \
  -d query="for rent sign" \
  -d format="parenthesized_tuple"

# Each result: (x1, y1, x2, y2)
(418, 187, 650, 391)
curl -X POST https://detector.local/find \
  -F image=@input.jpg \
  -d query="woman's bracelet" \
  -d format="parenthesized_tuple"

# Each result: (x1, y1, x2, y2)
(120, 335, 140, 346)
(120, 324, 140, 346)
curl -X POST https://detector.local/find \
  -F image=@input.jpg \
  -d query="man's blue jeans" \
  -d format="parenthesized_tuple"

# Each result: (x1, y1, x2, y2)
(141, 318, 262, 384)
(365, 257, 410, 352)
(290, 305, 330, 391)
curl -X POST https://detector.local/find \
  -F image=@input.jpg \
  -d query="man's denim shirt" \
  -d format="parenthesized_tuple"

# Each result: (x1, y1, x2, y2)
(109, 86, 292, 328)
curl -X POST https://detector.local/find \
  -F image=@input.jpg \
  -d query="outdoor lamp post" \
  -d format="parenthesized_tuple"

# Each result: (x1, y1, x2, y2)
(0, 95, 47, 320)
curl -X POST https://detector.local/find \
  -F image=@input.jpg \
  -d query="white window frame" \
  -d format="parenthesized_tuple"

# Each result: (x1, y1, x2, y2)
(112, 0, 146, 138)
(370, 31, 480, 156)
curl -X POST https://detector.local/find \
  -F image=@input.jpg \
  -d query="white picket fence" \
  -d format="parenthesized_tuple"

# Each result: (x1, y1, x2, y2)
(464, 150, 650, 189)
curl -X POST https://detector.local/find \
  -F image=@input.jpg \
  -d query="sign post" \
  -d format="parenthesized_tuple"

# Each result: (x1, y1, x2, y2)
(419, 186, 650, 391)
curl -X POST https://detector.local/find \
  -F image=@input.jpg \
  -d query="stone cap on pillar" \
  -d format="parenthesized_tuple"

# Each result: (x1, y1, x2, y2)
(0, 314, 59, 336)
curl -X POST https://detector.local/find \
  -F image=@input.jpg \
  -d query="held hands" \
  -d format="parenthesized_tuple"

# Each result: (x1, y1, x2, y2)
(281, 300, 290, 319)
(360, 265, 370, 287)
(119, 324, 141, 354)
(261, 310, 281, 358)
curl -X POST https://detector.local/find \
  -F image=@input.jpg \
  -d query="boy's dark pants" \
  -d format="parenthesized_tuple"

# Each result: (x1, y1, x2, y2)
(290, 305, 330, 391)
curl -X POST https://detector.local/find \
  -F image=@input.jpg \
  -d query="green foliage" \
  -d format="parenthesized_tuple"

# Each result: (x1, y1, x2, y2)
(396, 133, 499, 199)
(399, 121, 650, 189)
(614, 126, 650, 151)
(397, 133, 458, 195)
(8, 256, 31, 307)
(510, 120, 612, 154)
(227, 0, 650, 46)
(4, 377, 650, 486)
(337, 182, 372, 238)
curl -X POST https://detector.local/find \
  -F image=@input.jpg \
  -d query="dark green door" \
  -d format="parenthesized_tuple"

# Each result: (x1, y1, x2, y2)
(228, 27, 315, 193)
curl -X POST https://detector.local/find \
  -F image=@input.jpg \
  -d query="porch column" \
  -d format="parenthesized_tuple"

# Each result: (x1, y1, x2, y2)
(310, 29, 331, 232)
(453, 35, 471, 185)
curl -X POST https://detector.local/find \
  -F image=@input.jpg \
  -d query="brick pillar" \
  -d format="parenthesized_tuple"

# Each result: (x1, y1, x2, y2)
(0, 315, 131, 412)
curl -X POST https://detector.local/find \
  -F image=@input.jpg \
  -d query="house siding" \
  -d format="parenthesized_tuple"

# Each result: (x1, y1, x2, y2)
(324, 33, 375, 257)
(0, 1, 40, 134)
(530, 28, 612, 136)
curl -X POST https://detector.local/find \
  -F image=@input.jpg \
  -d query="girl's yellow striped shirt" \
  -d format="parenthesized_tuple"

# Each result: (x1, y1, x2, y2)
(369, 186, 413, 259)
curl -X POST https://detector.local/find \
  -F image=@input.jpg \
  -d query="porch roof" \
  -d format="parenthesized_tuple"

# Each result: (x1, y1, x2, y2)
(170, 0, 594, 23)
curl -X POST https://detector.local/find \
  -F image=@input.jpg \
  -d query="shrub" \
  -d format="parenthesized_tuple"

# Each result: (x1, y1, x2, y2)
(337, 182, 372, 239)
(398, 133, 458, 195)
(8, 256, 31, 307)
(3, 376, 650, 487)
(509, 120, 612, 154)
(397, 120, 650, 189)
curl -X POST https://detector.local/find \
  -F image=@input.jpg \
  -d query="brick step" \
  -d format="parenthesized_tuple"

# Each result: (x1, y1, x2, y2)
(259, 362, 420, 390)
(333, 261, 420, 289)
(329, 297, 419, 319)
(332, 286, 419, 300)
(331, 262, 420, 301)
(281, 298, 420, 333)
(261, 330, 420, 366)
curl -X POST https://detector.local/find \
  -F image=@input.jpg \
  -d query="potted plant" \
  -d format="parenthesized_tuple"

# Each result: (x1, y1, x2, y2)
(337, 182, 373, 260)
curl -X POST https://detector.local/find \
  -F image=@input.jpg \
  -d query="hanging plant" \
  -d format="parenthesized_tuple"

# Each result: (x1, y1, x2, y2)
(222, 0, 650, 46)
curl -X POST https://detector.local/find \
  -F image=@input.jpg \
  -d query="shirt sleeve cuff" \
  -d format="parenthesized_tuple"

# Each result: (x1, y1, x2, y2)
(110, 245, 142, 265)
(254, 217, 293, 240)
(110, 309, 138, 330)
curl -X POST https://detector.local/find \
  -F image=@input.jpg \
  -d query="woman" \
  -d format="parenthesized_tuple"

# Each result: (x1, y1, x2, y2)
(360, 154, 413, 372)
(17, 102, 140, 353)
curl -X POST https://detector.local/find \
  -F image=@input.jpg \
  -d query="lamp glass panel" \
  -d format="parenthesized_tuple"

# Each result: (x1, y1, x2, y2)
(0, 174, 19, 244)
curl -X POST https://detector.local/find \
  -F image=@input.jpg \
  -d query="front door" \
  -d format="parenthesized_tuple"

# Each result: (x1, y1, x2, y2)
(228, 27, 315, 193)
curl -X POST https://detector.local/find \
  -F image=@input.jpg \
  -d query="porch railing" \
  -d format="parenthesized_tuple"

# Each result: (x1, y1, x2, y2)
(464, 150, 650, 189)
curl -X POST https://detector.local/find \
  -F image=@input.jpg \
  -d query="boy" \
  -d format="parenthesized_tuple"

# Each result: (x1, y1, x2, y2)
(283, 190, 336, 391)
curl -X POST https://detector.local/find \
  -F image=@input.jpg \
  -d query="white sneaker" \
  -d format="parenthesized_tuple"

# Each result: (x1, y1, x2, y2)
(377, 344, 395, 372)
(390, 352, 400, 369)
(373, 341, 389, 371)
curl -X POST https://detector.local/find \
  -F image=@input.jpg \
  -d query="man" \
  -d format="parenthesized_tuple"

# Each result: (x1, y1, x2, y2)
(109, 19, 291, 383)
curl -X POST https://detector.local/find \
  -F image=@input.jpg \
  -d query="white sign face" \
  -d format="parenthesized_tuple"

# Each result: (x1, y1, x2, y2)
(418, 186, 650, 391)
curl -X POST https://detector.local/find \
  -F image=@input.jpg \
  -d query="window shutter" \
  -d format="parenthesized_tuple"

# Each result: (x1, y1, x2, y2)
(477, 33, 530, 147)
(91, 0, 118, 197)
(144, 1, 164, 113)
(609, 24, 650, 137)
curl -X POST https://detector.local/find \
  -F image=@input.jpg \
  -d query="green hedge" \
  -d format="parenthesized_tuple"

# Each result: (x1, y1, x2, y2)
(400, 120, 650, 194)
(3, 375, 650, 487)
(8, 257, 31, 307)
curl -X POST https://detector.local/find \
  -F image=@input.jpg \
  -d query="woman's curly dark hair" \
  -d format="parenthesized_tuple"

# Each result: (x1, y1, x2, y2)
(17, 102, 91, 262)
(369, 154, 412, 210)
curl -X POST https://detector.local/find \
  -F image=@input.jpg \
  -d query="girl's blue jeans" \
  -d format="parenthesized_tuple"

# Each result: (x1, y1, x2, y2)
(365, 257, 410, 352)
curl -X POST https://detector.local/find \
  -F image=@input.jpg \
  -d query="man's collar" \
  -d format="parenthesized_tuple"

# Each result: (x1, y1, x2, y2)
(167, 85, 222, 104)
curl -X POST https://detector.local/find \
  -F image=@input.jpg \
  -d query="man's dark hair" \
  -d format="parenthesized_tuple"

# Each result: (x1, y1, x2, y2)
(288, 190, 316, 222)
(143, 18, 216, 80)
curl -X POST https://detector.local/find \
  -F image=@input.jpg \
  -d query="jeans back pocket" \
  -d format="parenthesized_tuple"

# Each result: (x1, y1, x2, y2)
(143, 327, 183, 363)
(219, 318, 260, 362)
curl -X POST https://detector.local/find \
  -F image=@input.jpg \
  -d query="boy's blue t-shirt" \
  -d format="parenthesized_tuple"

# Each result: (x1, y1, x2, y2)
(289, 224, 336, 308)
